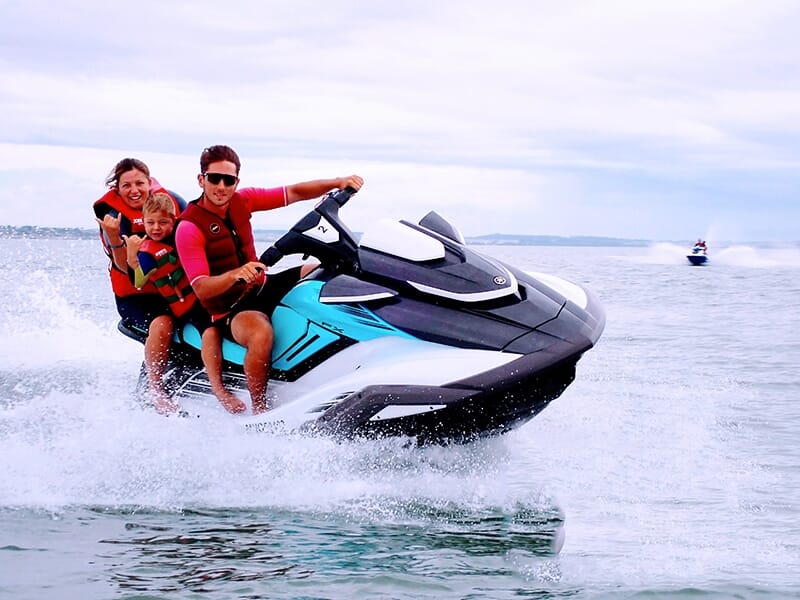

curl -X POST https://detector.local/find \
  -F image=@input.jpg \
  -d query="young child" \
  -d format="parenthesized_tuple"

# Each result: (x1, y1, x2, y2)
(125, 193, 245, 415)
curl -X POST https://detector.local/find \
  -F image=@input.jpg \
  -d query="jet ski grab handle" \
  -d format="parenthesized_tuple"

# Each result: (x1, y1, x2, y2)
(258, 186, 359, 268)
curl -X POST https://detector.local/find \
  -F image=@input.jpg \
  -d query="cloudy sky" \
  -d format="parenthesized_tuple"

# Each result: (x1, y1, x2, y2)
(1, 0, 798, 242)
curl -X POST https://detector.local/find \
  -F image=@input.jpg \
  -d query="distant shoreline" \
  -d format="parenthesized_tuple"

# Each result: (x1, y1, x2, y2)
(0, 225, 792, 247)
(0, 225, 652, 246)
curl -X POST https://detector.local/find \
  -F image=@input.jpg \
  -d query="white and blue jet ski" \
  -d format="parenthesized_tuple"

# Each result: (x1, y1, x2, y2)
(686, 244, 709, 266)
(119, 187, 605, 444)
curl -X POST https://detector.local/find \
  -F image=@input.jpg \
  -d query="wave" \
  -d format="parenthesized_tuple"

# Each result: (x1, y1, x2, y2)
(625, 242, 800, 267)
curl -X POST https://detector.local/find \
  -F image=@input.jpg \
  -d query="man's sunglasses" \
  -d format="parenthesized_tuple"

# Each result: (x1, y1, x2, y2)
(203, 172, 238, 187)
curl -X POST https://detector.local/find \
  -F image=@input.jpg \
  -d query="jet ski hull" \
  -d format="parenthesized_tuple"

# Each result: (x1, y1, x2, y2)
(687, 243, 708, 265)
(305, 351, 580, 444)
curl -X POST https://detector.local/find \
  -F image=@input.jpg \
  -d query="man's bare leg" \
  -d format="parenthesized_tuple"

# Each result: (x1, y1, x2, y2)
(201, 326, 246, 414)
(230, 310, 274, 414)
(300, 261, 319, 278)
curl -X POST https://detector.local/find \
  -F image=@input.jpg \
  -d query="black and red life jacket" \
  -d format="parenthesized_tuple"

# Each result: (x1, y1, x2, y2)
(178, 198, 256, 316)
(137, 237, 197, 318)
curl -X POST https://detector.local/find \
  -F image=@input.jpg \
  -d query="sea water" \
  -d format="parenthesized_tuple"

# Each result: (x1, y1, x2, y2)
(1, 238, 799, 599)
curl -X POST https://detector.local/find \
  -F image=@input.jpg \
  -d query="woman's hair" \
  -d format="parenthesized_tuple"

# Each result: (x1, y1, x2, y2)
(143, 192, 176, 218)
(200, 145, 241, 174)
(105, 158, 150, 188)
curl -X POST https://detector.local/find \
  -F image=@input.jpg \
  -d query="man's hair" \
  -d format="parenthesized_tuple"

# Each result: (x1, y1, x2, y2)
(143, 192, 176, 218)
(200, 145, 241, 174)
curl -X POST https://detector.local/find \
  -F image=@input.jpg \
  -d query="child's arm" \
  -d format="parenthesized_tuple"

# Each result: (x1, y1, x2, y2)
(133, 264, 155, 289)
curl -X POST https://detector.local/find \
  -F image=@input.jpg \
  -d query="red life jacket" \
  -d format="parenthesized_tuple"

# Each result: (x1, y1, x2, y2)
(138, 238, 197, 318)
(179, 198, 256, 316)
(93, 184, 182, 297)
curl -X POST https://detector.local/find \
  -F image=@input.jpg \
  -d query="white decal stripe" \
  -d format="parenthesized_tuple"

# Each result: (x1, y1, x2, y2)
(369, 404, 447, 421)
(408, 267, 518, 302)
(526, 271, 588, 309)
(302, 216, 340, 243)
(320, 292, 396, 304)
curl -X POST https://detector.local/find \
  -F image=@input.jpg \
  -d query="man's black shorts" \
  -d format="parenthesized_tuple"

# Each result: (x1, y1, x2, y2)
(214, 266, 303, 339)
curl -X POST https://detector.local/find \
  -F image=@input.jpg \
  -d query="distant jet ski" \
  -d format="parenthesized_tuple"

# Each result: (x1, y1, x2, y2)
(119, 187, 606, 444)
(687, 240, 709, 266)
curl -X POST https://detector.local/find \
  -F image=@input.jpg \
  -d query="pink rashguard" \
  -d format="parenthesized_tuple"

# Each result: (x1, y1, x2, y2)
(176, 186, 288, 286)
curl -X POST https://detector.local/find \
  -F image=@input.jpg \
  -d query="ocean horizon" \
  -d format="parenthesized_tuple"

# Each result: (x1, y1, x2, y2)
(0, 224, 796, 248)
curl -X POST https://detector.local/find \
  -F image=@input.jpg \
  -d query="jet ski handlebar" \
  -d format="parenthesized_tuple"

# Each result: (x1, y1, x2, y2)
(330, 185, 358, 206)
(258, 186, 360, 269)
(259, 245, 285, 268)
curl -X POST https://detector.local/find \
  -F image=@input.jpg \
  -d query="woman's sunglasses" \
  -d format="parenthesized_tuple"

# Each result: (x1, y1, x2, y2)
(203, 172, 238, 187)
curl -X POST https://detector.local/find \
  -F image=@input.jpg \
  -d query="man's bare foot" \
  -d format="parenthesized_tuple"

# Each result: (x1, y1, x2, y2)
(217, 391, 246, 414)
(153, 394, 179, 416)
(252, 399, 269, 415)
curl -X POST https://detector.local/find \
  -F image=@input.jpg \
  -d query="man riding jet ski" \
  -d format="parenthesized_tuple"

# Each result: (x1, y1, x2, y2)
(687, 239, 709, 265)
(120, 187, 605, 444)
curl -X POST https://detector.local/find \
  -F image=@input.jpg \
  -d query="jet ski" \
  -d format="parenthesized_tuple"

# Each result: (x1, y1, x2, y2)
(687, 243, 709, 266)
(118, 187, 605, 444)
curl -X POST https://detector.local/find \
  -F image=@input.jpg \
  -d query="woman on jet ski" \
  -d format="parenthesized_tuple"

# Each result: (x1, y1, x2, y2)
(93, 159, 186, 413)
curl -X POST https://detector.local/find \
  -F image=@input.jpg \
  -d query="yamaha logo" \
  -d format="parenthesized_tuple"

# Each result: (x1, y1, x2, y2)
(209, 223, 221, 234)
(493, 276, 507, 285)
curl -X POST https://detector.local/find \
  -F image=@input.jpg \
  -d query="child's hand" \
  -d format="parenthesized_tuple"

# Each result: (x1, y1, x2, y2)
(123, 234, 144, 267)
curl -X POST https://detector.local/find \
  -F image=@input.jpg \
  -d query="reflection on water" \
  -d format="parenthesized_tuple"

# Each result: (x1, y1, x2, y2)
(96, 504, 563, 595)
(104, 518, 308, 593)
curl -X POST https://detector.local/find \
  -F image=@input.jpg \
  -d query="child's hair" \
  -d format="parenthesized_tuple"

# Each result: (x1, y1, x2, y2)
(143, 193, 177, 218)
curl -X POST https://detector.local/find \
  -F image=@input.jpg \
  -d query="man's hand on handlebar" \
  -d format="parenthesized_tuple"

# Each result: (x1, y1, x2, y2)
(235, 261, 266, 284)
(339, 175, 364, 192)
